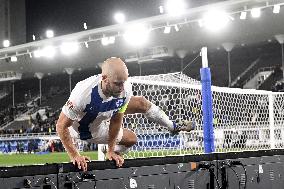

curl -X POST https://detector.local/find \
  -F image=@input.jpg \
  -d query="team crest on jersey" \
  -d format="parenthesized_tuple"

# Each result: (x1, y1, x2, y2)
(116, 99, 124, 108)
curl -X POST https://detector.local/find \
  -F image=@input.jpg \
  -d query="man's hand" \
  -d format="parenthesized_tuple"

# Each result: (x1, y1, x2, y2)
(71, 155, 91, 172)
(56, 112, 90, 171)
(106, 150, 124, 167)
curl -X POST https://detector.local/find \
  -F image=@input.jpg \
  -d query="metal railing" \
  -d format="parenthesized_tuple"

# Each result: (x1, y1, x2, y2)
(231, 58, 260, 87)
(0, 132, 57, 139)
(243, 66, 276, 87)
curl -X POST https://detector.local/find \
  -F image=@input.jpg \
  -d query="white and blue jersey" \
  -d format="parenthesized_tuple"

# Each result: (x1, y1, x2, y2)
(62, 74, 132, 140)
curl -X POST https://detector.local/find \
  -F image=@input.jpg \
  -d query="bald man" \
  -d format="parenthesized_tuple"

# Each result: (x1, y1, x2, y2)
(56, 57, 194, 171)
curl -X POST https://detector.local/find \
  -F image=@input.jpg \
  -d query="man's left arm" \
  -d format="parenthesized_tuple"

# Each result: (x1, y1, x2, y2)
(107, 112, 124, 167)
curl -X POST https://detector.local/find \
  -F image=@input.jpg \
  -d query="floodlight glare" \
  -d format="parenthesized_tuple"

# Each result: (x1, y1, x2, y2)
(166, 0, 187, 16)
(60, 42, 79, 55)
(46, 30, 54, 38)
(251, 8, 261, 18)
(114, 12, 125, 24)
(3, 40, 10, 47)
(202, 11, 230, 32)
(198, 20, 203, 27)
(123, 24, 149, 46)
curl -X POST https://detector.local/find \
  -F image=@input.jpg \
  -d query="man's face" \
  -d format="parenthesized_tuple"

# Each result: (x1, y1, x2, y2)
(104, 75, 128, 97)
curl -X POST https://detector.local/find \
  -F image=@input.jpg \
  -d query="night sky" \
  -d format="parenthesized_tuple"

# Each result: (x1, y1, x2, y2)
(25, 0, 162, 41)
(25, 0, 222, 41)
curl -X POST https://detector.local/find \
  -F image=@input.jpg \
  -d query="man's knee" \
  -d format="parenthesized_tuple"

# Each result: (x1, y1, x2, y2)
(137, 96, 150, 112)
(121, 129, 137, 147)
(132, 96, 151, 113)
(128, 136, 137, 146)
(127, 131, 137, 146)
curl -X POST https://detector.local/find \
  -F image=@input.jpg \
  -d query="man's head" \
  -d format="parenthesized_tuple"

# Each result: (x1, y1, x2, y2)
(101, 57, 129, 97)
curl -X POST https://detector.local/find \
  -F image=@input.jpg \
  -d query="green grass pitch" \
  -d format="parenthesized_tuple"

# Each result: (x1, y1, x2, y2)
(0, 152, 98, 166)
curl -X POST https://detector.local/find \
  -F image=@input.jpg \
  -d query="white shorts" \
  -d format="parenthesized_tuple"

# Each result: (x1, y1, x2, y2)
(68, 121, 124, 144)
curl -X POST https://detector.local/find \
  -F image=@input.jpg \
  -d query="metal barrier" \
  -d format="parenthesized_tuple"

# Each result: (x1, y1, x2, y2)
(1, 149, 284, 189)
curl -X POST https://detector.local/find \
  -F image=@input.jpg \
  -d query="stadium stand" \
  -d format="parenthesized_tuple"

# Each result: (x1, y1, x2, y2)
(0, 40, 283, 157)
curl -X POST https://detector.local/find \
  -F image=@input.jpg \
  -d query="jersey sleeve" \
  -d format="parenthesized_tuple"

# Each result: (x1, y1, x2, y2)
(62, 84, 85, 121)
(118, 80, 133, 114)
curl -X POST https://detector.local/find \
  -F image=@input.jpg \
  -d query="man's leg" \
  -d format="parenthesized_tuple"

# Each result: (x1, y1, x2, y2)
(125, 96, 195, 134)
(115, 129, 137, 154)
(100, 128, 137, 156)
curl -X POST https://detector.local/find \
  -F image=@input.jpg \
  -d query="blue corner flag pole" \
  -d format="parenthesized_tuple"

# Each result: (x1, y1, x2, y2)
(200, 47, 215, 153)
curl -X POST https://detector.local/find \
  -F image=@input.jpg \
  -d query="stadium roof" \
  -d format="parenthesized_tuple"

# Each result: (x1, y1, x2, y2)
(0, 0, 284, 77)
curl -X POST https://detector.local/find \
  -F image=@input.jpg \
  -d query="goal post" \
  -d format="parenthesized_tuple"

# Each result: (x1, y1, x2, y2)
(200, 47, 215, 153)
(98, 60, 284, 160)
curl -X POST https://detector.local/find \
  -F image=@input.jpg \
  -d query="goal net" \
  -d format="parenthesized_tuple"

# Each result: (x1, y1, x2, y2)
(123, 72, 284, 158)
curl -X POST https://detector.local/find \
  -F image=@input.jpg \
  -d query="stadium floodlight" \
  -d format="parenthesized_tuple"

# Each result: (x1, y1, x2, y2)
(108, 36, 115, 44)
(34, 49, 42, 58)
(41, 46, 56, 58)
(202, 11, 230, 32)
(166, 0, 187, 16)
(60, 42, 79, 55)
(273, 4, 280, 14)
(251, 8, 261, 18)
(174, 24, 179, 32)
(84, 41, 89, 48)
(164, 26, 171, 34)
(159, 6, 164, 14)
(123, 24, 150, 46)
(114, 12, 125, 24)
(101, 37, 109, 46)
(83, 22, 88, 30)
(101, 36, 116, 46)
(46, 30, 54, 38)
(11, 56, 17, 62)
(240, 11, 247, 20)
(3, 40, 10, 47)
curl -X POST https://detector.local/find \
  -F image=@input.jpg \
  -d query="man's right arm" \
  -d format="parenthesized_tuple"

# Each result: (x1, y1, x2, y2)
(56, 112, 90, 171)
